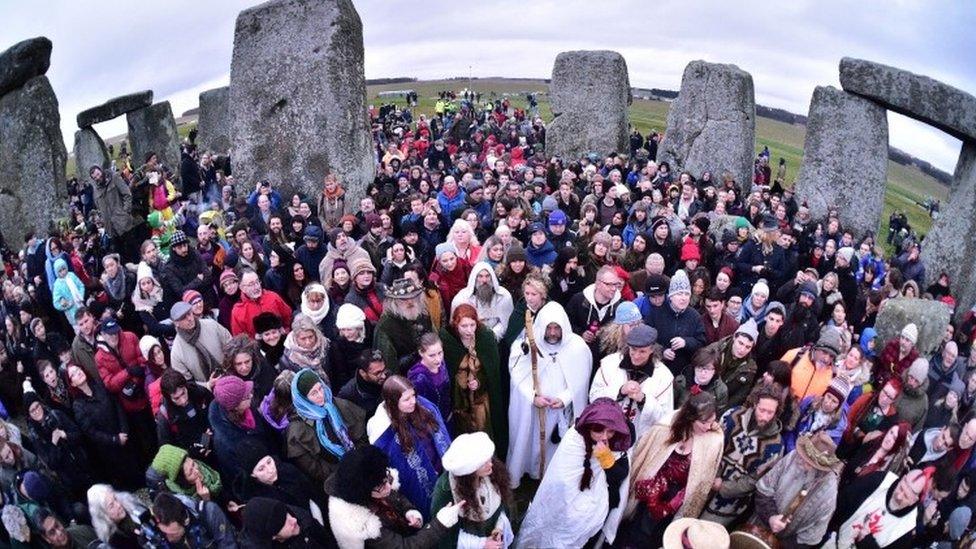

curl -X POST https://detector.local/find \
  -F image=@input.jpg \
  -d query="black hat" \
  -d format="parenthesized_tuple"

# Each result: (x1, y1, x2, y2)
(170, 230, 188, 246)
(335, 446, 389, 506)
(401, 220, 419, 235)
(242, 497, 289, 539)
(237, 439, 270, 475)
(646, 273, 670, 296)
(253, 312, 283, 335)
(23, 391, 41, 411)
(650, 215, 669, 233)
(386, 278, 423, 300)
(760, 214, 779, 231)
(98, 319, 121, 335)
(328, 228, 344, 246)
(691, 215, 711, 233)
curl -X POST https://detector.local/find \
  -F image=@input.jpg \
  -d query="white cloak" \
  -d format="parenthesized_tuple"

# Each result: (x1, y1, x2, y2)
(506, 301, 591, 488)
(451, 261, 514, 340)
(832, 472, 918, 549)
(517, 427, 629, 548)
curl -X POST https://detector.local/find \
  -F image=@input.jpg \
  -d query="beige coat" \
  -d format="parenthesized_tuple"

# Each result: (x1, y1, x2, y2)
(170, 319, 231, 384)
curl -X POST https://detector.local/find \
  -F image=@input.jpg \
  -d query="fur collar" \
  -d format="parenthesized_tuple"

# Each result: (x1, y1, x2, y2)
(329, 497, 382, 549)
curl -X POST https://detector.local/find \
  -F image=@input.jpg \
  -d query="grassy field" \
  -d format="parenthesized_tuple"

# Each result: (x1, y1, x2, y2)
(368, 78, 949, 245)
(80, 77, 947, 247)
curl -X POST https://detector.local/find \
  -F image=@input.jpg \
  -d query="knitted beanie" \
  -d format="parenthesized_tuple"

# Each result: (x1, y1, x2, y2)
(139, 335, 161, 361)
(243, 497, 288, 539)
(296, 370, 319, 398)
(182, 290, 203, 305)
(335, 303, 366, 330)
(824, 376, 851, 404)
(213, 376, 254, 411)
(901, 323, 918, 345)
(668, 269, 691, 297)
(151, 444, 189, 482)
(907, 358, 929, 383)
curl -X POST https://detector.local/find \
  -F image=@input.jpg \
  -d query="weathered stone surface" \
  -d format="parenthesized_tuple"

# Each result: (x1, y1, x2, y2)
(657, 60, 755, 193)
(230, 0, 375, 205)
(921, 141, 976, 318)
(793, 86, 888, 238)
(840, 57, 976, 143)
(0, 76, 67, 240)
(73, 127, 110, 181)
(545, 50, 632, 160)
(0, 37, 51, 97)
(126, 101, 180, 182)
(707, 215, 754, 243)
(197, 86, 231, 153)
(76, 90, 153, 128)
(874, 297, 951, 356)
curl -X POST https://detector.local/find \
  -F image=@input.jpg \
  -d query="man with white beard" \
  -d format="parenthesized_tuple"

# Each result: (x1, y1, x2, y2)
(374, 278, 434, 372)
(451, 261, 514, 340)
(507, 301, 591, 488)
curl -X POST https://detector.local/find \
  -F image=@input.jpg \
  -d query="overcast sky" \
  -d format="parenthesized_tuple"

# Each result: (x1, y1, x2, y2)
(2, 0, 973, 173)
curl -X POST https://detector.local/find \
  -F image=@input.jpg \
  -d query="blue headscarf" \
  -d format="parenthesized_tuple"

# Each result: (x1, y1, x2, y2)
(291, 369, 354, 458)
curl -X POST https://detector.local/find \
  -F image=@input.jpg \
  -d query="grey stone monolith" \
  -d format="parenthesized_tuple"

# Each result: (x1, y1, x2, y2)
(229, 0, 375, 206)
(657, 60, 755, 193)
(0, 76, 67, 239)
(793, 86, 888, 238)
(197, 86, 231, 154)
(126, 101, 181, 182)
(546, 50, 632, 160)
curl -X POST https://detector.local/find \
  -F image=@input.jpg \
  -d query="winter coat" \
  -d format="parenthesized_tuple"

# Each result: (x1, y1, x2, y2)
(525, 239, 557, 268)
(155, 383, 214, 451)
(208, 400, 280, 478)
(26, 409, 91, 495)
(240, 503, 336, 548)
(92, 171, 139, 238)
(95, 331, 149, 414)
(171, 319, 232, 384)
(231, 290, 294, 337)
(284, 397, 367, 489)
(645, 301, 707, 376)
(162, 248, 214, 307)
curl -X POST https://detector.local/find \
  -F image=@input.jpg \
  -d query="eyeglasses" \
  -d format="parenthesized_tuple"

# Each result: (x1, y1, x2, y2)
(599, 279, 623, 288)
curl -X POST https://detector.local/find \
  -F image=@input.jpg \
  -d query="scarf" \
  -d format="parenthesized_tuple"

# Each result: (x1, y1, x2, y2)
(300, 284, 330, 324)
(291, 369, 354, 458)
(131, 280, 164, 313)
(102, 262, 126, 301)
(176, 321, 221, 379)
(283, 332, 328, 371)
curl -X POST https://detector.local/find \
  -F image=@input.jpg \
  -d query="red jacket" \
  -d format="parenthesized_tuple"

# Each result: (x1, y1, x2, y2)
(95, 331, 148, 413)
(875, 338, 918, 388)
(231, 289, 293, 337)
(432, 261, 471, 310)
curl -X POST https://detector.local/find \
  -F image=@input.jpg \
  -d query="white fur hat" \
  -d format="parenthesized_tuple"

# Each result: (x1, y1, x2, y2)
(441, 432, 495, 476)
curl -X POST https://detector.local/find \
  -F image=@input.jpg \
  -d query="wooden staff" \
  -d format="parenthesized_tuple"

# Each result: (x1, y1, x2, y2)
(524, 309, 546, 478)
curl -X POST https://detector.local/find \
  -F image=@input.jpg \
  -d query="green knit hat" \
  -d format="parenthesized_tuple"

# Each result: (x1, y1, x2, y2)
(151, 444, 188, 482)
(296, 369, 319, 398)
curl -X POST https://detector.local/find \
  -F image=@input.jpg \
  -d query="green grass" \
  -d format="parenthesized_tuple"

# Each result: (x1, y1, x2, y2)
(366, 78, 947, 250)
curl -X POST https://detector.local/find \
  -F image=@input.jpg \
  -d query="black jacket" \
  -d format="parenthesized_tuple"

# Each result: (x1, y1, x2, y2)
(645, 301, 707, 376)
(162, 248, 214, 308)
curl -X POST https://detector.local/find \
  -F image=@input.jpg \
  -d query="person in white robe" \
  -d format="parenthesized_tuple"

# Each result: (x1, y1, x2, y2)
(506, 301, 591, 488)
(451, 261, 514, 340)
(518, 398, 633, 548)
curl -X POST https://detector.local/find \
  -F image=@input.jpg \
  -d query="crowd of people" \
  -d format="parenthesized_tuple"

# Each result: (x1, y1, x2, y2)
(0, 87, 968, 549)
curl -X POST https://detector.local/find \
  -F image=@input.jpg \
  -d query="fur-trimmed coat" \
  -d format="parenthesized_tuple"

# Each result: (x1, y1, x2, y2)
(623, 416, 724, 521)
(329, 490, 453, 549)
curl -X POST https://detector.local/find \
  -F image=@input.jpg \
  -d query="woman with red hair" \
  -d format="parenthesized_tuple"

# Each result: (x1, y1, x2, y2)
(841, 378, 902, 453)
(840, 421, 911, 485)
(439, 304, 504, 445)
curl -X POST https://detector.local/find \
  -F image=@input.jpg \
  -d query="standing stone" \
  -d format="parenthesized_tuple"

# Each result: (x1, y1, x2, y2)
(126, 101, 181, 182)
(197, 86, 231, 154)
(657, 60, 755, 193)
(840, 57, 976, 143)
(0, 37, 51, 97)
(793, 86, 888, 238)
(230, 0, 375, 205)
(546, 50, 631, 160)
(874, 297, 951, 357)
(921, 141, 976, 318)
(0, 76, 67, 240)
(73, 127, 110, 181)
(76, 90, 153, 128)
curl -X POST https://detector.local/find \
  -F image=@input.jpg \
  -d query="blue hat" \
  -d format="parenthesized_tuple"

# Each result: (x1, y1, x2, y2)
(614, 301, 642, 325)
(98, 319, 121, 335)
(304, 225, 323, 241)
(548, 210, 568, 226)
(529, 222, 546, 235)
(169, 301, 193, 322)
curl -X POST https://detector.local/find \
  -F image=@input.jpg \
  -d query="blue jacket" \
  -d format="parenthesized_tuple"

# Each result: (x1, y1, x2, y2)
(437, 189, 467, 222)
(526, 239, 557, 268)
